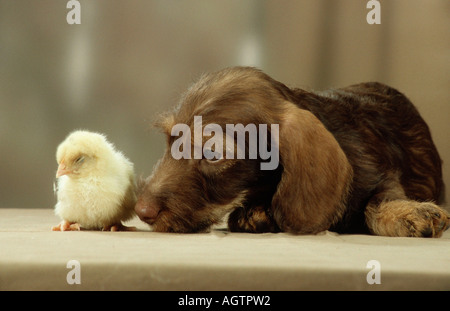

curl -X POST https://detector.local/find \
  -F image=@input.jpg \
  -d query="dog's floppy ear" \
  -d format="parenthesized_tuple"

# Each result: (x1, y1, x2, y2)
(271, 103, 353, 234)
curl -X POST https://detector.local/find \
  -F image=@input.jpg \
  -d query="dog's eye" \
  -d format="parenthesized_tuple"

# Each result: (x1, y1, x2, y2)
(203, 149, 224, 163)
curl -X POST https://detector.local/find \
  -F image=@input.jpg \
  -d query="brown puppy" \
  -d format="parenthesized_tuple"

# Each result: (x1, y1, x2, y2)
(136, 66, 449, 237)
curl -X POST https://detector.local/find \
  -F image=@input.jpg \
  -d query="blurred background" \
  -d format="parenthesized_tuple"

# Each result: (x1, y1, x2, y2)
(0, 0, 449, 210)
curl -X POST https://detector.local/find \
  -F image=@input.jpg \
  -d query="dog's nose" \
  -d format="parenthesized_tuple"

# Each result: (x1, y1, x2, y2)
(135, 199, 161, 223)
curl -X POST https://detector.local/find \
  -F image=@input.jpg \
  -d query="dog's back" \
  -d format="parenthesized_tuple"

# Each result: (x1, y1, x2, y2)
(288, 82, 443, 232)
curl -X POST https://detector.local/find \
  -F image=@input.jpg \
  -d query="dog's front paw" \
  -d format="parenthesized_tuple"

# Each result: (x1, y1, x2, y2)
(228, 206, 279, 233)
(401, 202, 450, 237)
(366, 200, 450, 238)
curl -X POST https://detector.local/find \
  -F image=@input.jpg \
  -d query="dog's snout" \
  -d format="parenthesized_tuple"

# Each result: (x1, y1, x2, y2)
(135, 199, 161, 223)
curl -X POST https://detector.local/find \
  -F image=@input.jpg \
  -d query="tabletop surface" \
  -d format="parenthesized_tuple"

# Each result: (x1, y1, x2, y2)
(0, 208, 449, 290)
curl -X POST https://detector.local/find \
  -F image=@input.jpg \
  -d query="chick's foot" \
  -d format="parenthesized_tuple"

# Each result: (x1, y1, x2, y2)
(103, 223, 137, 232)
(52, 220, 81, 231)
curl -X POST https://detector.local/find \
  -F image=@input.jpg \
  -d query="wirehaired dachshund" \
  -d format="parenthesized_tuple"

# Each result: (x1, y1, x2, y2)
(135, 66, 449, 237)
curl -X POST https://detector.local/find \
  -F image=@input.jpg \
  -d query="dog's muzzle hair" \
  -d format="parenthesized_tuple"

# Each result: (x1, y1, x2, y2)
(135, 66, 449, 237)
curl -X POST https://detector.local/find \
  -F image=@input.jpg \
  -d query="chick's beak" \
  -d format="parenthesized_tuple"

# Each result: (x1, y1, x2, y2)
(56, 163, 71, 178)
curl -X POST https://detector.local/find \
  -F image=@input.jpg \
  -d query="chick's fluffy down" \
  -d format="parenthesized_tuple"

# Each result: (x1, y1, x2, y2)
(55, 130, 136, 230)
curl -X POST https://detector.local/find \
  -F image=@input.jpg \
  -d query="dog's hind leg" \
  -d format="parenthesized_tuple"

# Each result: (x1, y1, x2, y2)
(365, 174, 450, 237)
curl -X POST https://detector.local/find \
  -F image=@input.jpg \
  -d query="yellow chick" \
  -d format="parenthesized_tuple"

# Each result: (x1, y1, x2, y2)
(52, 130, 137, 231)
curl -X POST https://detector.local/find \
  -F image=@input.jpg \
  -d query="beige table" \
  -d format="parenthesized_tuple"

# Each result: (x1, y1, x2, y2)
(0, 208, 449, 290)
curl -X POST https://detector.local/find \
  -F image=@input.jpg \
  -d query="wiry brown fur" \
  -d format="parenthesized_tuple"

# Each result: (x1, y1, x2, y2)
(135, 66, 449, 237)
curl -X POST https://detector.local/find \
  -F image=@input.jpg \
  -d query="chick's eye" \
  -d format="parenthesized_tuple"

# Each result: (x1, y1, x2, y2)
(75, 156, 85, 164)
